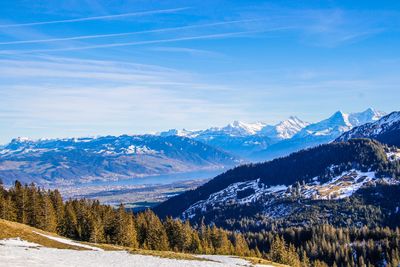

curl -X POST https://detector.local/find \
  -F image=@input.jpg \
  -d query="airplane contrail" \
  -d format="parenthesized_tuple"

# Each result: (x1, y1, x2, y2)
(0, 7, 190, 28)
(0, 28, 292, 55)
(0, 19, 265, 45)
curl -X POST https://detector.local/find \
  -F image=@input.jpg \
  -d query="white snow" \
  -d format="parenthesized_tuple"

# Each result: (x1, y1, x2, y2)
(182, 168, 399, 220)
(0, 238, 272, 267)
(0, 238, 40, 248)
(32, 231, 104, 251)
(182, 179, 288, 219)
(386, 150, 400, 162)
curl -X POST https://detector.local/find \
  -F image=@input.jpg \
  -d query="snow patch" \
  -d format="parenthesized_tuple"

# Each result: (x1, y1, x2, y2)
(33, 231, 103, 251)
(0, 238, 271, 267)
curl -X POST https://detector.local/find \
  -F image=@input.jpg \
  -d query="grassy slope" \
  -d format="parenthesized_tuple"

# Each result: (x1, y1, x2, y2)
(0, 219, 87, 250)
(0, 219, 285, 266)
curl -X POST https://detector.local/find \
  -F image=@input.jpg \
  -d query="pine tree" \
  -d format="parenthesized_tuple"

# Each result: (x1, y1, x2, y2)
(233, 233, 250, 256)
(89, 216, 105, 244)
(269, 235, 287, 264)
(49, 189, 64, 232)
(137, 210, 169, 251)
(113, 205, 138, 248)
(45, 194, 57, 232)
(59, 202, 78, 239)
(12, 181, 29, 224)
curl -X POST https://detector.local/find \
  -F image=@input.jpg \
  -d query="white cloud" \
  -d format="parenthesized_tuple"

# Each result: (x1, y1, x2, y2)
(0, 7, 190, 28)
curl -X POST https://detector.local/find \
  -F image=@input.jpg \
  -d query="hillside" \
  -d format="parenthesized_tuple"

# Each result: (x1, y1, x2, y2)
(336, 111, 400, 147)
(0, 219, 279, 267)
(154, 139, 400, 224)
(0, 135, 238, 186)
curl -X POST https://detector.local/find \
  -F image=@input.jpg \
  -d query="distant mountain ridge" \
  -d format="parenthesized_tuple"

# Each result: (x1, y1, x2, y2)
(160, 108, 385, 160)
(0, 135, 238, 186)
(251, 108, 385, 160)
(160, 116, 309, 140)
(0, 108, 387, 186)
(336, 111, 400, 147)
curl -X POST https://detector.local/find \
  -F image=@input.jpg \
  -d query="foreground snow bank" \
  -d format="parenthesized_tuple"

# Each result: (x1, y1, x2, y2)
(0, 238, 272, 267)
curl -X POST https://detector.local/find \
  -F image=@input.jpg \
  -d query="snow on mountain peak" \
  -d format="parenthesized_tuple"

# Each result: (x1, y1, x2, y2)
(223, 120, 267, 136)
(335, 111, 400, 143)
(348, 108, 386, 126)
(260, 116, 310, 140)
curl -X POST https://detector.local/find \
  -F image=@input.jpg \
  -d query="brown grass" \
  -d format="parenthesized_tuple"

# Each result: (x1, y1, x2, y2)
(244, 256, 290, 266)
(0, 219, 87, 250)
(128, 248, 209, 261)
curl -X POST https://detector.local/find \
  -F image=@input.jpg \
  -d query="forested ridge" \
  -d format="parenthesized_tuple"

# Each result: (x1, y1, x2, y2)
(151, 138, 400, 266)
(155, 139, 400, 218)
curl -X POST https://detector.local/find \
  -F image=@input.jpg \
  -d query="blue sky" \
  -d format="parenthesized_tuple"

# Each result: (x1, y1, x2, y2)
(0, 0, 399, 143)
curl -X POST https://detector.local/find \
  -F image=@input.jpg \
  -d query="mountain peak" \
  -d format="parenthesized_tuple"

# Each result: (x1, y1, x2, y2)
(12, 137, 31, 143)
(331, 110, 346, 118)
(260, 116, 309, 140)
(348, 108, 386, 126)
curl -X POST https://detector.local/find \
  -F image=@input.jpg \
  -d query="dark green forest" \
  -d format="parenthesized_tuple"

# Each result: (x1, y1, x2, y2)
(0, 180, 252, 257)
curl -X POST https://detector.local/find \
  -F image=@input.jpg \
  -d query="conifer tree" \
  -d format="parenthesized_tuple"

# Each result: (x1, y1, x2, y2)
(137, 210, 169, 251)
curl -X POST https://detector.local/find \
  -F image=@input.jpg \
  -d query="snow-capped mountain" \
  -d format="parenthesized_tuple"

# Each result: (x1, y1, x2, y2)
(336, 111, 400, 146)
(252, 108, 386, 160)
(0, 135, 238, 186)
(161, 117, 309, 140)
(294, 108, 384, 139)
(159, 117, 309, 158)
(259, 116, 310, 140)
(211, 120, 267, 137)
(159, 109, 385, 161)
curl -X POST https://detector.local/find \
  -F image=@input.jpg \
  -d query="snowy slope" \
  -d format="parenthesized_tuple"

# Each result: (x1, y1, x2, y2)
(181, 169, 399, 221)
(336, 111, 400, 146)
(0, 238, 272, 267)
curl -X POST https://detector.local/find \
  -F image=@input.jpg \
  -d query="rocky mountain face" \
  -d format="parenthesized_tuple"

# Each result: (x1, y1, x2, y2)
(336, 111, 400, 147)
(154, 139, 400, 228)
(0, 135, 239, 186)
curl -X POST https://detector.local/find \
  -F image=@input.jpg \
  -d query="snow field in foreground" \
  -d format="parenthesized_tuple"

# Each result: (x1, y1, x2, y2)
(0, 238, 272, 267)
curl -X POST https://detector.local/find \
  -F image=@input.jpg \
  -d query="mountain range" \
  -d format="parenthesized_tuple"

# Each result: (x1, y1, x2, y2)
(0, 108, 388, 186)
(0, 135, 238, 186)
(161, 108, 385, 160)
(154, 112, 400, 228)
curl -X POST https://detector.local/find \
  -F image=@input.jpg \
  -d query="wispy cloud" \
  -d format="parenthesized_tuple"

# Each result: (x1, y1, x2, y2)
(0, 56, 244, 141)
(0, 19, 266, 45)
(0, 7, 190, 28)
(148, 46, 224, 57)
(0, 27, 290, 54)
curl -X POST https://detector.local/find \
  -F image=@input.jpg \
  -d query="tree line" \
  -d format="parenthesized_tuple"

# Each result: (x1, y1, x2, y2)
(245, 224, 400, 267)
(0, 180, 252, 257)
